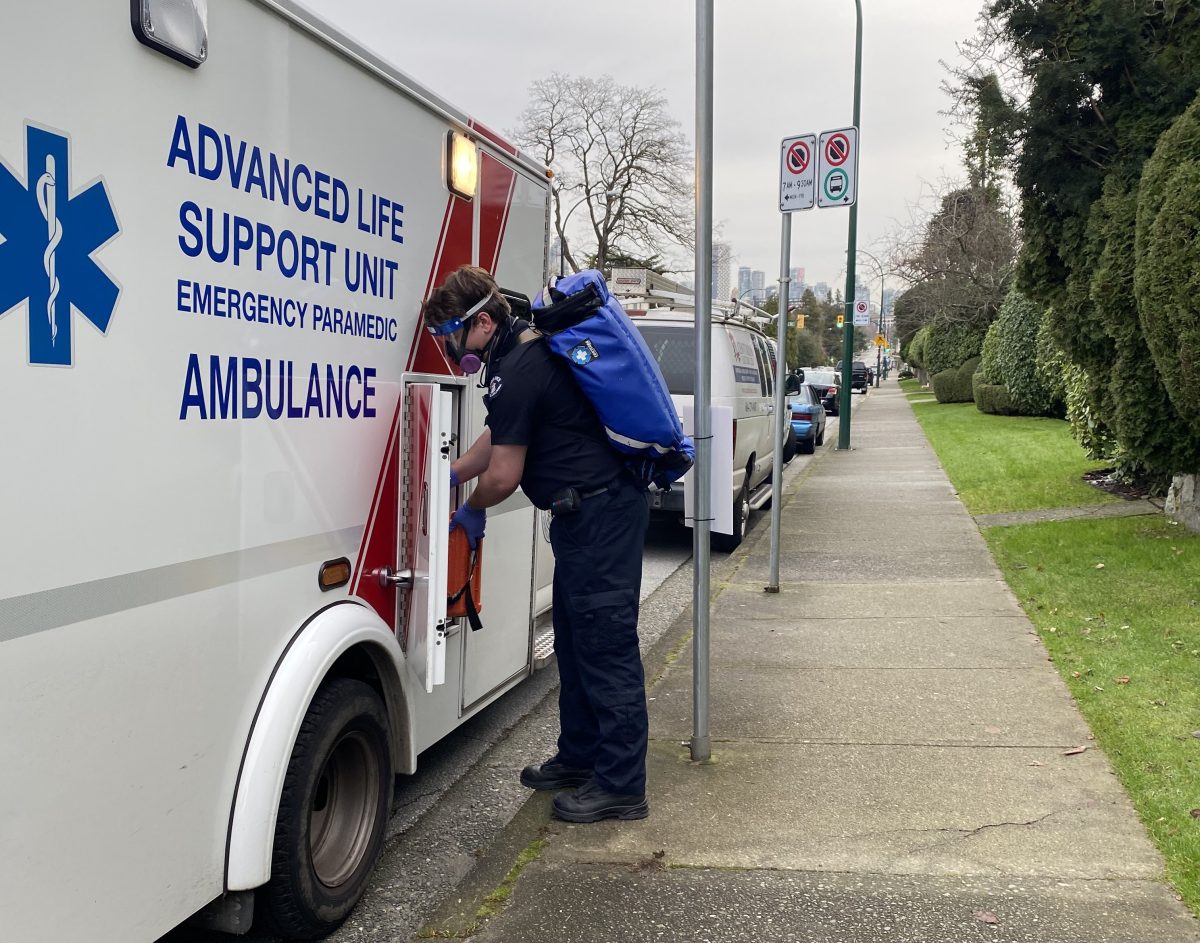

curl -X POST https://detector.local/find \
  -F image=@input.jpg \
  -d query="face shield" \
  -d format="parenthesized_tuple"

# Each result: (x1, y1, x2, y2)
(427, 292, 494, 375)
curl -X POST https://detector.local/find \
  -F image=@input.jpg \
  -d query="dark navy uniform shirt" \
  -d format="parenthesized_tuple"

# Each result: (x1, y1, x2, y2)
(483, 322, 622, 510)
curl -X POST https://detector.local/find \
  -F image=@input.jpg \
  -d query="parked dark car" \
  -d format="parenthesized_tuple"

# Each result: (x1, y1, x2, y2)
(802, 367, 840, 415)
(836, 359, 870, 393)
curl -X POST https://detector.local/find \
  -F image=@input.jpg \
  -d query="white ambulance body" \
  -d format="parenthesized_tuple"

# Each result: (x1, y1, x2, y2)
(0, 2, 553, 940)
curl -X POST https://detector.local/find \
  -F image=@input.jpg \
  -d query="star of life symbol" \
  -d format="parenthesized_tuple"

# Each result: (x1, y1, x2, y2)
(0, 124, 120, 366)
(569, 340, 598, 366)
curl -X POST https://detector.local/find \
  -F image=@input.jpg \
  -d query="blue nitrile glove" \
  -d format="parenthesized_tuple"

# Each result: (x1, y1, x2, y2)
(450, 501, 486, 550)
(450, 467, 460, 488)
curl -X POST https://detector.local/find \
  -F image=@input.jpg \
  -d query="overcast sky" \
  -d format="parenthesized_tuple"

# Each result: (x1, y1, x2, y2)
(302, 0, 981, 297)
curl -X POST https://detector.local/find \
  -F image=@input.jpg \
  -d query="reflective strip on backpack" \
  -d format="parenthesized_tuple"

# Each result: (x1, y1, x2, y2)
(604, 426, 675, 455)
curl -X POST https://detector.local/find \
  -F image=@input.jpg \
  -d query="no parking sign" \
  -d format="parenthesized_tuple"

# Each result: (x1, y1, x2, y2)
(779, 134, 817, 212)
(817, 126, 859, 208)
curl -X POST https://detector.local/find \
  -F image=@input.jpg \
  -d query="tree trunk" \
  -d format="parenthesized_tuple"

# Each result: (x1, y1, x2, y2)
(1165, 473, 1200, 534)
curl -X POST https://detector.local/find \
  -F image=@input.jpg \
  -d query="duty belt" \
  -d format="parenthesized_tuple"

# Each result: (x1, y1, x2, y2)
(548, 480, 617, 516)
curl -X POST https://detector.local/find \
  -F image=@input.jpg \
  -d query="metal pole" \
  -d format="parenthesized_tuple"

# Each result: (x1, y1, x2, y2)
(766, 214, 791, 593)
(836, 0, 863, 450)
(691, 0, 714, 763)
(875, 270, 884, 387)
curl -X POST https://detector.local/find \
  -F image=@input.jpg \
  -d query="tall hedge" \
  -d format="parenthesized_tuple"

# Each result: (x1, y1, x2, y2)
(1093, 177, 1199, 477)
(1034, 310, 1067, 419)
(905, 325, 932, 371)
(1135, 91, 1200, 446)
(923, 324, 987, 377)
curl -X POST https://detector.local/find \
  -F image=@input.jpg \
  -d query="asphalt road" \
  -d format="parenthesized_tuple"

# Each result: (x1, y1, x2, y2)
(158, 405, 844, 943)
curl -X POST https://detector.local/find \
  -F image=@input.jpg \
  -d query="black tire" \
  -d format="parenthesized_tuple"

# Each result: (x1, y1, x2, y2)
(713, 481, 750, 552)
(782, 427, 798, 464)
(815, 426, 825, 447)
(800, 436, 816, 454)
(258, 678, 392, 940)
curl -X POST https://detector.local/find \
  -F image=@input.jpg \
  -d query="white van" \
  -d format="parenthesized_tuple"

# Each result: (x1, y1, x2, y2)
(631, 310, 780, 550)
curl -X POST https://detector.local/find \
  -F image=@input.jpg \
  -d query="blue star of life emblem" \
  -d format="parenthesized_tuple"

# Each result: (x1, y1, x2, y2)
(569, 340, 598, 366)
(0, 124, 120, 366)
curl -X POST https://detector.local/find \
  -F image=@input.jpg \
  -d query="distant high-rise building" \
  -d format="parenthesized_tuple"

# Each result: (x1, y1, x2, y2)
(737, 266, 752, 300)
(711, 242, 733, 303)
(882, 287, 897, 315)
(751, 269, 766, 303)
(812, 281, 831, 301)
(789, 267, 806, 297)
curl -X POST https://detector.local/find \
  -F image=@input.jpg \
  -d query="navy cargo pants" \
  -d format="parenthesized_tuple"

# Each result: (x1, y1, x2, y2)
(548, 474, 650, 796)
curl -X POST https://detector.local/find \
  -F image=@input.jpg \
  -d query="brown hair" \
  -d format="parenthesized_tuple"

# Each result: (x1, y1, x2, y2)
(421, 265, 512, 329)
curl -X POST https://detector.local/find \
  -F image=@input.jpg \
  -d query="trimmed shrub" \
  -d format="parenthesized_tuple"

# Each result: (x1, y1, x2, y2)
(1135, 90, 1200, 436)
(977, 319, 1003, 385)
(956, 356, 981, 401)
(924, 324, 987, 377)
(931, 369, 959, 403)
(906, 325, 932, 371)
(1063, 363, 1117, 462)
(987, 288, 1059, 416)
(974, 379, 1015, 414)
(932, 357, 979, 404)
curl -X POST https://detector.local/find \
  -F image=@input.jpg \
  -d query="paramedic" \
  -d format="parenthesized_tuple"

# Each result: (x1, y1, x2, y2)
(422, 265, 650, 824)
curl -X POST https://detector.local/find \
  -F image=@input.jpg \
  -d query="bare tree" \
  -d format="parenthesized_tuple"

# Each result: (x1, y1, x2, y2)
(891, 183, 1017, 330)
(512, 73, 694, 274)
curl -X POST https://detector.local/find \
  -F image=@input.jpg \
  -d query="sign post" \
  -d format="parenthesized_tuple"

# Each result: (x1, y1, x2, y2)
(691, 0, 714, 762)
(766, 133, 815, 593)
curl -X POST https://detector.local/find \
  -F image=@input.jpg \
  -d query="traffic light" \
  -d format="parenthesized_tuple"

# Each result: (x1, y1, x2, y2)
(796, 313, 806, 329)
(836, 314, 844, 329)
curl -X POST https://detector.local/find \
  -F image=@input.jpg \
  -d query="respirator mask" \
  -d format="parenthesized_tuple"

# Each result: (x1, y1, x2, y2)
(427, 292, 495, 375)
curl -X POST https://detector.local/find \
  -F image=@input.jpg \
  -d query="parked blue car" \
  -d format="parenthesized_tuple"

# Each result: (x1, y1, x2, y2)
(788, 383, 828, 454)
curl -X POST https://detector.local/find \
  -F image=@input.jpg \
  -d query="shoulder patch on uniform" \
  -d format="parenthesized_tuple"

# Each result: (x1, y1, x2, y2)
(568, 340, 600, 366)
(489, 375, 503, 397)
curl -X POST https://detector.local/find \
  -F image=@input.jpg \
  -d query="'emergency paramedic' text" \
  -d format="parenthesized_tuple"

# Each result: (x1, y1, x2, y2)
(177, 279, 399, 342)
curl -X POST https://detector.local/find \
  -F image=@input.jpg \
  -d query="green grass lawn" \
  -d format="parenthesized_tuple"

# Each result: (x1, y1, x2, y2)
(986, 516, 1200, 911)
(909, 400, 1116, 515)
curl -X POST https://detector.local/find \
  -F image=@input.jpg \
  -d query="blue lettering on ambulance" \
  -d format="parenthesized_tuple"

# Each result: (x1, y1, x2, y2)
(180, 354, 378, 421)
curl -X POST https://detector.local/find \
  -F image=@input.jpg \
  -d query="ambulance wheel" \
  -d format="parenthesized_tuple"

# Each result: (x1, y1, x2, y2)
(713, 482, 750, 552)
(258, 678, 392, 940)
(782, 427, 798, 464)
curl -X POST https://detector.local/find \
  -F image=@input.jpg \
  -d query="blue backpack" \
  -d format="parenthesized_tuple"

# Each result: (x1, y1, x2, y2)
(529, 270, 695, 489)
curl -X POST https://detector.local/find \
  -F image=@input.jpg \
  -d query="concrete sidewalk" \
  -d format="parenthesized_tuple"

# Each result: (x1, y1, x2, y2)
(427, 384, 1199, 943)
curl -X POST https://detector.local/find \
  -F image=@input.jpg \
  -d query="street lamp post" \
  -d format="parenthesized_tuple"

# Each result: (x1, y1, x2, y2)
(836, 0, 863, 449)
(857, 248, 889, 388)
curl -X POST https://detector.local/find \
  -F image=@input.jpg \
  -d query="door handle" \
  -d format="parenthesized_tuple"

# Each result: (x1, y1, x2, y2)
(373, 567, 415, 589)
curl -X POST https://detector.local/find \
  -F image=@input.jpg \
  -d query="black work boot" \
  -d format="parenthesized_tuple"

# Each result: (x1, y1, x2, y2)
(552, 780, 649, 822)
(519, 758, 592, 790)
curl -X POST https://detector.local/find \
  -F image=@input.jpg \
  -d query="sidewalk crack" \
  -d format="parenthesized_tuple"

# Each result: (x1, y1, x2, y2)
(882, 810, 1065, 854)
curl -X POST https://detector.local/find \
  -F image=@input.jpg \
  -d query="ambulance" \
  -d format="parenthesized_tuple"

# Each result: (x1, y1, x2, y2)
(0, 2, 555, 939)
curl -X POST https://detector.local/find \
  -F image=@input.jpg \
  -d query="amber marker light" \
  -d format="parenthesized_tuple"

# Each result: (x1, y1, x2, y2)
(318, 558, 352, 592)
(446, 131, 478, 201)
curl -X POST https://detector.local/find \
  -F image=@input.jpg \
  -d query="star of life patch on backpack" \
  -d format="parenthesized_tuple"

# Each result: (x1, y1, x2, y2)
(569, 340, 599, 366)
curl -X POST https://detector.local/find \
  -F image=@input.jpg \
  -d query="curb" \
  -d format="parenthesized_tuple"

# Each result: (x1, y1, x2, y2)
(413, 403, 851, 939)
